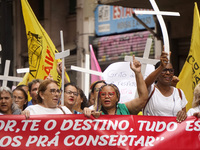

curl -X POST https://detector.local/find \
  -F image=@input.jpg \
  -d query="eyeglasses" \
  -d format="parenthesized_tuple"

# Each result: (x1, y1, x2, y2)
(49, 89, 61, 94)
(64, 90, 78, 96)
(162, 68, 174, 74)
(100, 92, 115, 98)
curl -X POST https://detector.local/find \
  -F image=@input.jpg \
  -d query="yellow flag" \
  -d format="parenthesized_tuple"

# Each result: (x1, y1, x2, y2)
(18, 72, 29, 86)
(176, 2, 200, 110)
(21, 0, 70, 86)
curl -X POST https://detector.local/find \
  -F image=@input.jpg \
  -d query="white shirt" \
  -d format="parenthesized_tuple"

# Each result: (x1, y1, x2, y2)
(143, 85, 188, 116)
(187, 106, 200, 116)
(25, 104, 72, 115)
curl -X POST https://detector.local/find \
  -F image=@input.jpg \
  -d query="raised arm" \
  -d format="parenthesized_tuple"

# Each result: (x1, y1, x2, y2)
(125, 55, 148, 115)
(57, 62, 69, 84)
(145, 51, 168, 88)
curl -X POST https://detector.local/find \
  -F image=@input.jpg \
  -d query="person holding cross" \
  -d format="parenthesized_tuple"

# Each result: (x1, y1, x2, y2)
(143, 51, 187, 122)
(83, 55, 148, 117)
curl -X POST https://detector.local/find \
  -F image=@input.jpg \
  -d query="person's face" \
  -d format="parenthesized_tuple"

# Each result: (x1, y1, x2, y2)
(158, 63, 174, 85)
(40, 82, 61, 108)
(0, 91, 13, 114)
(100, 86, 118, 110)
(93, 82, 106, 100)
(13, 90, 27, 110)
(30, 82, 40, 101)
(64, 85, 78, 108)
(74, 92, 83, 109)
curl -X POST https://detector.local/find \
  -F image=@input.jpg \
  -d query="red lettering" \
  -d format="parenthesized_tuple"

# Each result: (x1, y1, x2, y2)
(125, 8, 134, 18)
(113, 6, 121, 19)
(43, 46, 54, 78)
(44, 66, 53, 76)
(45, 47, 54, 63)
(45, 60, 53, 66)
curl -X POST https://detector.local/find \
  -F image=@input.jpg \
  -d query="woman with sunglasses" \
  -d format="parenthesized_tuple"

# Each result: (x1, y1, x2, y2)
(143, 51, 187, 122)
(83, 55, 148, 116)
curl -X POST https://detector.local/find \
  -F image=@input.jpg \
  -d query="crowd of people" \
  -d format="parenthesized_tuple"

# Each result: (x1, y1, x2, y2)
(0, 53, 200, 121)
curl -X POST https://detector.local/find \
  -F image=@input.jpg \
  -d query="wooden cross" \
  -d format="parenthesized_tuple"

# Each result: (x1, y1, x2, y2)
(134, 0, 180, 59)
(0, 60, 23, 87)
(55, 30, 70, 105)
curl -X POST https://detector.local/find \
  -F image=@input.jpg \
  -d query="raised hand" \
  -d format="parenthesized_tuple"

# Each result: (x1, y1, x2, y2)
(160, 51, 169, 68)
(130, 55, 141, 74)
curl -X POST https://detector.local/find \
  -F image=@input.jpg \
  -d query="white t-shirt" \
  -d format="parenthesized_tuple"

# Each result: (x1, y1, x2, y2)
(187, 106, 200, 116)
(25, 104, 72, 115)
(143, 85, 188, 116)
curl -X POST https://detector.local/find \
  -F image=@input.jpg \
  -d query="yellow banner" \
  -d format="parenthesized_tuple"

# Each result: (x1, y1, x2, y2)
(21, 0, 70, 86)
(177, 2, 200, 110)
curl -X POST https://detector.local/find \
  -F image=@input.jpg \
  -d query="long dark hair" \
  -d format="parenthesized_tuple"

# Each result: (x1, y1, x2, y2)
(78, 87, 88, 109)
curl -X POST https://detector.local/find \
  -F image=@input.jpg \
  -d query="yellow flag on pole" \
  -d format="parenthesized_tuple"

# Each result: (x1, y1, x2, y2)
(21, 0, 70, 86)
(176, 2, 200, 110)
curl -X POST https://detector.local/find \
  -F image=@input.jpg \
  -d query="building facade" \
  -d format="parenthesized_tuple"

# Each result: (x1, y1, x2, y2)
(0, 0, 198, 90)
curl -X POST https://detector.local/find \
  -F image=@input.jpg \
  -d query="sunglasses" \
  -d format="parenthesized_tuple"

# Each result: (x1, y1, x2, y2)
(162, 68, 174, 74)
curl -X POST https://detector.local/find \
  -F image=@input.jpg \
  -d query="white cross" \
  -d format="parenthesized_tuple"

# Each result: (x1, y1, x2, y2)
(0, 60, 23, 87)
(125, 38, 159, 98)
(17, 68, 29, 73)
(134, 0, 180, 59)
(71, 55, 103, 98)
(55, 30, 70, 105)
(125, 38, 159, 75)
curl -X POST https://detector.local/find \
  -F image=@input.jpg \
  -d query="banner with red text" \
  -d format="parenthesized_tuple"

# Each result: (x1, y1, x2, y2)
(0, 114, 199, 150)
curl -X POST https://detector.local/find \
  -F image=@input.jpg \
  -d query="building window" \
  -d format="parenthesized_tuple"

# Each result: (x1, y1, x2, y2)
(29, 0, 44, 20)
(69, 0, 76, 15)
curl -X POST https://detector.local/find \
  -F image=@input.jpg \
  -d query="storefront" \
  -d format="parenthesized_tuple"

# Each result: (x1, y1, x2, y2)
(93, 4, 156, 71)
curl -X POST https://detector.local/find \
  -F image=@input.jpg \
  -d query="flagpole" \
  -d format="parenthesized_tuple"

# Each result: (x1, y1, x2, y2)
(60, 30, 65, 105)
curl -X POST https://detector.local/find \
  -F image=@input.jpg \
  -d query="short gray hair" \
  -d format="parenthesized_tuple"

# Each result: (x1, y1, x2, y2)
(0, 86, 13, 98)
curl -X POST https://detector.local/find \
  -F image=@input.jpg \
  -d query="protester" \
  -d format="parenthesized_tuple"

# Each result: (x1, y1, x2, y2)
(13, 87, 28, 110)
(187, 83, 200, 116)
(143, 51, 188, 122)
(89, 80, 106, 109)
(83, 55, 148, 117)
(27, 79, 42, 106)
(0, 87, 21, 115)
(22, 80, 72, 118)
(16, 84, 29, 94)
(63, 82, 79, 113)
(72, 87, 88, 113)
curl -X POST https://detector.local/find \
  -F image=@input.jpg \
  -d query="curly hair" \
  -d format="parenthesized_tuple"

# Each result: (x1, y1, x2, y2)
(95, 83, 120, 112)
